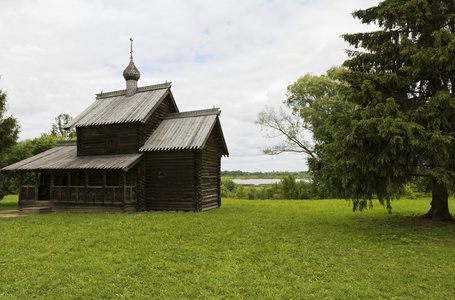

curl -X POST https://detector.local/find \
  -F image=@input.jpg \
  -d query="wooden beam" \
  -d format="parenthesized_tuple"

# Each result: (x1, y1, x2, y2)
(85, 170, 88, 203)
(19, 171, 23, 202)
(75, 172, 79, 202)
(67, 170, 71, 202)
(103, 170, 106, 204)
(35, 171, 39, 201)
(50, 170, 54, 201)
(123, 172, 127, 206)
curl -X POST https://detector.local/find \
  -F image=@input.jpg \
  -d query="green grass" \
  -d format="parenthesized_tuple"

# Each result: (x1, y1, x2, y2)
(0, 195, 19, 211)
(1, 195, 455, 299)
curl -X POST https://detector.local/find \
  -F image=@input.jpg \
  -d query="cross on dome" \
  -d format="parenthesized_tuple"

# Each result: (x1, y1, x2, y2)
(123, 37, 141, 82)
(130, 37, 133, 60)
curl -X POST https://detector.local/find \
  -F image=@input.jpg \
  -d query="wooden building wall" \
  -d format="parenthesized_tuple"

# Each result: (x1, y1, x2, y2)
(144, 133, 222, 211)
(140, 94, 178, 146)
(136, 160, 146, 211)
(200, 134, 222, 211)
(145, 151, 197, 211)
(77, 123, 140, 156)
(76, 95, 177, 156)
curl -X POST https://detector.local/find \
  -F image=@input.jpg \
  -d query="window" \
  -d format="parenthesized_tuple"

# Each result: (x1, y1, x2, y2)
(105, 136, 117, 153)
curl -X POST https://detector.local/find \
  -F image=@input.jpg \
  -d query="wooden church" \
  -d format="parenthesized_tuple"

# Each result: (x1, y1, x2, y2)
(2, 44, 228, 213)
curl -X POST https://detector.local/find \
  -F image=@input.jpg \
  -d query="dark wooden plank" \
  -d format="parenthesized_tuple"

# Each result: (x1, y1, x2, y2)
(78, 123, 140, 156)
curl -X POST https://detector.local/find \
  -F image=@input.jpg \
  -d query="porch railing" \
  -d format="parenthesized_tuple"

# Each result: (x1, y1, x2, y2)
(19, 186, 36, 201)
(19, 185, 137, 204)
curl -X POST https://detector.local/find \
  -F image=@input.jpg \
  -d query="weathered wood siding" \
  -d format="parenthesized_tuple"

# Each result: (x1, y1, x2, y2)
(145, 151, 197, 211)
(200, 134, 222, 211)
(144, 133, 222, 212)
(140, 94, 178, 146)
(77, 123, 140, 156)
(136, 160, 146, 211)
(212, 118, 227, 155)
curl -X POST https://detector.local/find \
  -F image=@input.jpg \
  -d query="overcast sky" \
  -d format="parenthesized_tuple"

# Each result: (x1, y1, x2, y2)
(0, 0, 381, 172)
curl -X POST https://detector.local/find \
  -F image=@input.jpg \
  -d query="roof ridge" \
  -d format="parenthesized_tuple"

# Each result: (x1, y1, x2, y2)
(96, 82, 172, 100)
(56, 140, 77, 146)
(164, 108, 220, 120)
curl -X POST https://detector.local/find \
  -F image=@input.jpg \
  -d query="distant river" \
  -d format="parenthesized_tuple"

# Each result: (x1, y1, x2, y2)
(232, 178, 309, 186)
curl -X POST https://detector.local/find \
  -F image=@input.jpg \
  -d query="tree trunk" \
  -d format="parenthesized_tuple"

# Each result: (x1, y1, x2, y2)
(423, 182, 454, 222)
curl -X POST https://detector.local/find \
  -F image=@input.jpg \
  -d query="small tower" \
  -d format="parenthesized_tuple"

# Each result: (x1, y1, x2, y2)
(123, 38, 141, 97)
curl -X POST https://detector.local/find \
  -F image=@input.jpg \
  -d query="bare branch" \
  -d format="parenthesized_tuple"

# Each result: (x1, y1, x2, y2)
(256, 106, 316, 159)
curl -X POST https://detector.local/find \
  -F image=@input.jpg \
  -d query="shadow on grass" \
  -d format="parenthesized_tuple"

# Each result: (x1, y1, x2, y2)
(0, 195, 19, 211)
(383, 214, 455, 229)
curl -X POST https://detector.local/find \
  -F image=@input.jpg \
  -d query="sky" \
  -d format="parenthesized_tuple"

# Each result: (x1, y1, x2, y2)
(0, 0, 381, 172)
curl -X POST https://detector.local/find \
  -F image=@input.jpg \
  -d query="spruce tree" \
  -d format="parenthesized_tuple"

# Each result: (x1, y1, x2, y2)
(313, 0, 455, 221)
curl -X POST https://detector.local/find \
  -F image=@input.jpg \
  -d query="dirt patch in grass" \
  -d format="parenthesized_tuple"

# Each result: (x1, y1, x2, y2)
(0, 210, 27, 218)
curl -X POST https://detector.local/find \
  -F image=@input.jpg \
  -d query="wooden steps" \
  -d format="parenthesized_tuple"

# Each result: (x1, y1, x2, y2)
(21, 207, 52, 215)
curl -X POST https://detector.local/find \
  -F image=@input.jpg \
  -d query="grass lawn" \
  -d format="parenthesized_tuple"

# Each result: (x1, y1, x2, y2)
(1, 195, 455, 299)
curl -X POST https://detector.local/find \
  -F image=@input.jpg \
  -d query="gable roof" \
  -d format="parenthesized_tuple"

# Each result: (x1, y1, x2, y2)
(139, 108, 228, 156)
(64, 82, 177, 129)
(1, 142, 142, 172)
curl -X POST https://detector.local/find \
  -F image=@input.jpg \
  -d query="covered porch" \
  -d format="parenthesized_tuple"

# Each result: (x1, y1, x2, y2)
(2, 142, 143, 212)
(19, 169, 138, 212)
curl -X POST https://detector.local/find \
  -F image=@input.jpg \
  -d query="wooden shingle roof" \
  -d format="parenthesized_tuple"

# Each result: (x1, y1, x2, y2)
(1, 142, 142, 172)
(139, 108, 228, 156)
(64, 83, 176, 129)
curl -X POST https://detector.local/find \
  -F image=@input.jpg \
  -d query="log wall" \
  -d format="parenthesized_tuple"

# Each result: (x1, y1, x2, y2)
(144, 137, 222, 212)
(200, 134, 222, 211)
(136, 159, 146, 211)
(212, 118, 227, 156)
(76, 95, 177, 155)
(140, 94, 178, 146)
(77, 123, 140, 156)
(145, 151, 197, 211)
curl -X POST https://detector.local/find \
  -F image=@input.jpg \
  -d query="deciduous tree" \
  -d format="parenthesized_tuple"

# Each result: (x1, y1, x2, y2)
(0, 87, 20, 199)
(51, 113, 76, 139)
(1, 133, 58, 194)
(256, 67, 353, 160)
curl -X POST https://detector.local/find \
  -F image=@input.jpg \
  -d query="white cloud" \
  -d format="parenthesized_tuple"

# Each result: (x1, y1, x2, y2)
(0, 0, 381, 171)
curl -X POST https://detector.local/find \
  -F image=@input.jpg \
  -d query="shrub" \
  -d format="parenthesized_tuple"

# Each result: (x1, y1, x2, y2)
(221, 178, 237, 192)
(235, 184, 246, 199)
(246, 188, 257, 200)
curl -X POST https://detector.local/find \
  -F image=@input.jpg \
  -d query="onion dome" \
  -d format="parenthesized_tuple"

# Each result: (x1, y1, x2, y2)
(123, 59, 141, 81)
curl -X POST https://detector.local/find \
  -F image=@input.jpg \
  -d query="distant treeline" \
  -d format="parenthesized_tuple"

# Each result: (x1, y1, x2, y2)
(222, 175, 430, 201)
(221, 170, 310, 179)
(221, 175, 329, 200)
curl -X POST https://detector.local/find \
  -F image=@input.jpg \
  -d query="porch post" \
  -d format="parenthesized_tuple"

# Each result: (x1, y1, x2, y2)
(123, 172, 127, 205)
(19, 171, 23, 201)
(35, 171, 39, 201)
(103, 170, 106, 204)
(67, 170, 71, 201)
(85, 170, 88, 203)
(50, 170, 54, 201)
